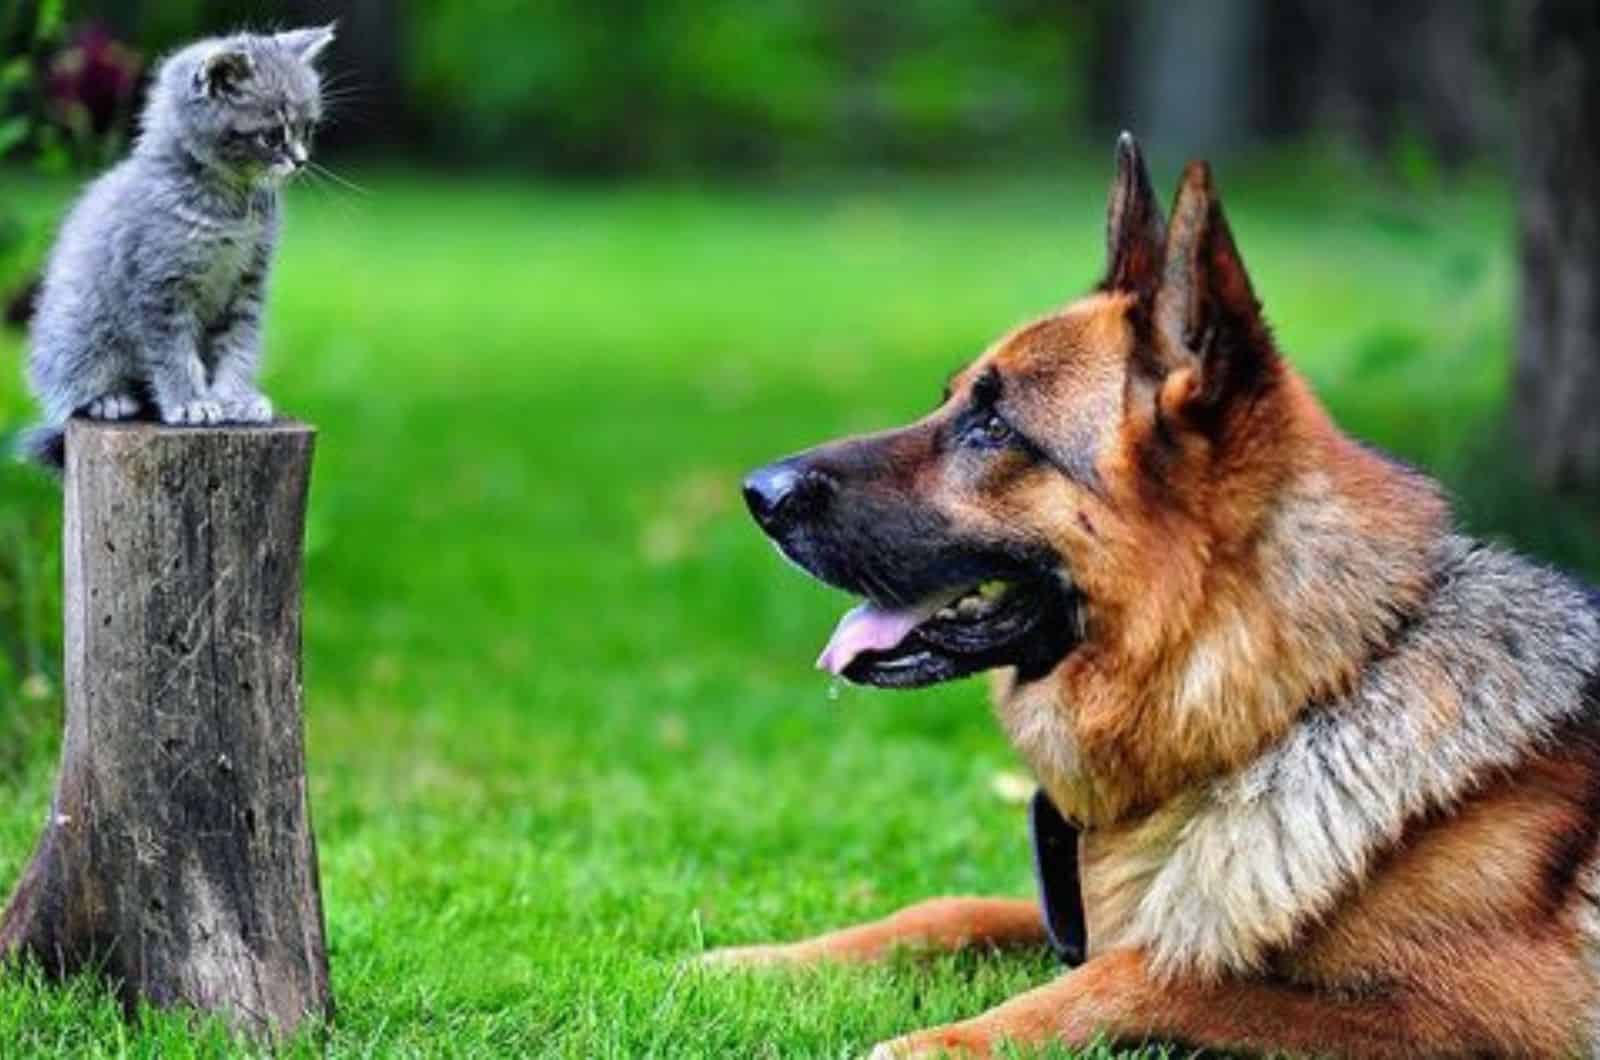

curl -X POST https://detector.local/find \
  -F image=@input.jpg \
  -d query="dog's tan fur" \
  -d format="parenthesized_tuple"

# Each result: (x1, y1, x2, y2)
(714, 139, 1600, 1058)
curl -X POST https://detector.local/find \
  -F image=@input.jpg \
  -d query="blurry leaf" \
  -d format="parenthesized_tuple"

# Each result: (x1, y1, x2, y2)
(0, 58, 31, 91)
(36, 0, 65, 38)
(0, 118, 29, 158)
(403, 0, 1080, 170)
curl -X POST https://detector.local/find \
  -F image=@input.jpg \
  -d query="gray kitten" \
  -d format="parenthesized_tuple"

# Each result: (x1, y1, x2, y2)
(19, 26, 334, 470)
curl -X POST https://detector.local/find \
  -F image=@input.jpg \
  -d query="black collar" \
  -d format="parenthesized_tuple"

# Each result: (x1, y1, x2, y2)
(1028, 789, 1086, 965)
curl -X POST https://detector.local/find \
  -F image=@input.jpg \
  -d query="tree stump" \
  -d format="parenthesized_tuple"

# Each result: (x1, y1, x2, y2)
(0, 419, 331, 1039)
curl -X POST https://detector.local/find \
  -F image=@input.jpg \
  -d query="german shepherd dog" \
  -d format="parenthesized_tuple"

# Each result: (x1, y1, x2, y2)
(711, 136, 1600, 1058)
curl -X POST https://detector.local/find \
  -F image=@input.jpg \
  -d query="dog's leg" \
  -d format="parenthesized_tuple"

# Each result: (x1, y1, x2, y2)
(868, 947, 1558, 1059)
(698, 897, 1045, 967)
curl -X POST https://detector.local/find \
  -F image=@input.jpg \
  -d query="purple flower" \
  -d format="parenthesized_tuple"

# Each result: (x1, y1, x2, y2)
(45, 23, 142, 139)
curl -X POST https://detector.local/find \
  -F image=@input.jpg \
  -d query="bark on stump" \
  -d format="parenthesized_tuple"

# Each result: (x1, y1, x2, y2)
(0, 419, 330, 1039)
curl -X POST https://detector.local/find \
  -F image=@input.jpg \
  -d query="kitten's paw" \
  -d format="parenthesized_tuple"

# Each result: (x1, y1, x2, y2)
(222, 392, 274, 424)
(162, 399, 225, 426)
(84, 393, 140, 420)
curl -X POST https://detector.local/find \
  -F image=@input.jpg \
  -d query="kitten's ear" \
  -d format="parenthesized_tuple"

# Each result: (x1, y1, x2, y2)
(1149, 161, 1275, 424)
(1102, 132, 1165, 300)
(278, 24, 336, 65)
(197, 47, 253, 99)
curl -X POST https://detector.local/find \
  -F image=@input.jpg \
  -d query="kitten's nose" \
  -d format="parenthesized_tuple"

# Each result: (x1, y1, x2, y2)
(290, 145, 307, 168)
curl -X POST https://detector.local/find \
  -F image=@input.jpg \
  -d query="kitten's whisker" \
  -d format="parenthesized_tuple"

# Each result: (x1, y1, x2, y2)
(317, 88, 374, 108)
(306, 161, 371, 197)
(319, 110, 383, 133)
(296, 168, 362, 223)
(318, 104, 377, 129)
(319, 88, 375, 106)
(318, 71, 367, 89)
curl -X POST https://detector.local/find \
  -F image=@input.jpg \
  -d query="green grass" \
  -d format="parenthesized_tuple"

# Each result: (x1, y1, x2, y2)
(0, 154, 1587, 1056)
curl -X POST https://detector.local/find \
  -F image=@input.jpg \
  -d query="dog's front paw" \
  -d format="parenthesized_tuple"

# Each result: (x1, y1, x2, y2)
(867, 1025, 990, 1059)
(222, 391, 274, 424)
(162, 399, 225, 426)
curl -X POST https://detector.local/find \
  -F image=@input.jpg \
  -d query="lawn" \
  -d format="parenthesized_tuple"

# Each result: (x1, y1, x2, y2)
(0, 154, 1581, 1057)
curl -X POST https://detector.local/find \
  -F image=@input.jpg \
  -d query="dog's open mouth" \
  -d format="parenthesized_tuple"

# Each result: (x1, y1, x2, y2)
(817, 575, 1083, 689)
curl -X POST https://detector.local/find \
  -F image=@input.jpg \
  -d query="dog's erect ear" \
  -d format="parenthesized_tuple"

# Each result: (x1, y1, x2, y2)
(1151, 161, 1275, 422)
(197, 47, 253, 99)
(278, 24, 337, 65)
(1102, 133, 1165, 299)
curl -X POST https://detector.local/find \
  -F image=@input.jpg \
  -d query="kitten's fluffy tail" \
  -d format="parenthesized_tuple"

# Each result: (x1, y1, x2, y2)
(14, 425, 65, 474)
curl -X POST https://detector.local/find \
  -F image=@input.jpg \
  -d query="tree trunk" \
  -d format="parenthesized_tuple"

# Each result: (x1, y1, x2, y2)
(1121, 0, 1261, 159)
(0, 420, 330, 1039)
(1514, 1, 1600, 492)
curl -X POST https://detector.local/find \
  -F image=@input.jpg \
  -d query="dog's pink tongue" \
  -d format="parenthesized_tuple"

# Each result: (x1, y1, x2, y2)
(816, 594, 954, 676)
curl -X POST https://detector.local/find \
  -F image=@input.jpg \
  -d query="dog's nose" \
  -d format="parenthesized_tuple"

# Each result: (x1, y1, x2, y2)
(743, 462, 832, 531)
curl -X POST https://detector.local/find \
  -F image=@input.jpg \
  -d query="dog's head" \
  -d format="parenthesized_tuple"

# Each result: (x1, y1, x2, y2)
(745, 135, 1287, 691)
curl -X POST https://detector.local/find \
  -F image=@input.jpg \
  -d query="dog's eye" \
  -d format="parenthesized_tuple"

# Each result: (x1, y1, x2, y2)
(967, 413, 1015, 448)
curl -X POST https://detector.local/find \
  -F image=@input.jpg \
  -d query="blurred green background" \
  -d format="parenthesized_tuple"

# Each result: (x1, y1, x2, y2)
(0, 1, 1591, 1056)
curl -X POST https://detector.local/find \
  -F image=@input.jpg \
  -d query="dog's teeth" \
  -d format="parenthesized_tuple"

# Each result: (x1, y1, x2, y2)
(957, 595, 985, 618)
(936, 606, 958, 621)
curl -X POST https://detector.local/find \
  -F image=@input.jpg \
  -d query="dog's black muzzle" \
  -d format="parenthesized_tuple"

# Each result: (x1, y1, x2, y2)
(742, 440, 988, 608)
(743, 436, 1084, 690)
